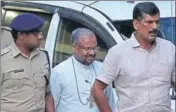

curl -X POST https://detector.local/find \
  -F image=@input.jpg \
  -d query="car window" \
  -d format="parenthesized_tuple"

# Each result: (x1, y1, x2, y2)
(160, 17, 175, 45)
(113, 17, 176, 45)
(113, 20, 134, 39)
(1, 9, 53, 49)
(52, 18, 108, 67)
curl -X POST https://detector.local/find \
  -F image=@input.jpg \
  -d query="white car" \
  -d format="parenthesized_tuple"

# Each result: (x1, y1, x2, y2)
(1, 1, 175, 111)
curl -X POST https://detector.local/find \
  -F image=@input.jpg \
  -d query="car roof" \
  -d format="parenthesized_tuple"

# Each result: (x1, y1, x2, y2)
(20, 1, 176, 21)
(82, 1, 175, 20)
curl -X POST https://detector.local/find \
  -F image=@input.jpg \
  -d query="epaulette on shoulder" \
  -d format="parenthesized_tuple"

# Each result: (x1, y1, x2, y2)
(39, 47, 47, 52)
(1, 46, 11, 56)
(39, 47, 49, 60)
(39, 47, 51, 73)
(39, 47, 48, 56)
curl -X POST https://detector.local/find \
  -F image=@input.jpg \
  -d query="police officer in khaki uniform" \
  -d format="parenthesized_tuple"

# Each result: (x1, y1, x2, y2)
(1, 13, 55, 112)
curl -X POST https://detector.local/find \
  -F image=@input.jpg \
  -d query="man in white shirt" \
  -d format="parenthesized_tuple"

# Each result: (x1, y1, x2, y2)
(91, 2, 175, 112)
(50, 28, 116, 112)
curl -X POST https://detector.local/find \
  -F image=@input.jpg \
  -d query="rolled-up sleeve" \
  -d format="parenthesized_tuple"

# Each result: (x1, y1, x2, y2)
(50, 69, 62, 109)
(96, 46, 120, 85)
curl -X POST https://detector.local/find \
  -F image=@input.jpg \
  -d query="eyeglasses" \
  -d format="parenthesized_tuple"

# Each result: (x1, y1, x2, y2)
(33, 31, 42, 36)
(80, 46, 100, 52)
(24, 30, 42, 37)
(31, 31, 43, 38)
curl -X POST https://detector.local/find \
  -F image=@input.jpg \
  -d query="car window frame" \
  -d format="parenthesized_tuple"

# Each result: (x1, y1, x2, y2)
(52, 7, 116, 67)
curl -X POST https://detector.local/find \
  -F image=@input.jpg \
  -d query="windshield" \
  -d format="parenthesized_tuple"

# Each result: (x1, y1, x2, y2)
(113, 17, 176, 45)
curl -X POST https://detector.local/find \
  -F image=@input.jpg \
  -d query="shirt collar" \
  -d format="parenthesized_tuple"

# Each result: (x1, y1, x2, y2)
(30, 48, 39, 59)
(11, 42, 39, 58)
(11, 42, 21, 57)
(130, 32, 158, 49)
(72, 56, 93, 69)
(130, 32, 141, 48)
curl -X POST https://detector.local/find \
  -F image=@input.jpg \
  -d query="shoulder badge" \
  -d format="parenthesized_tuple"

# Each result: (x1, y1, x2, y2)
(1, 46, 11, 56)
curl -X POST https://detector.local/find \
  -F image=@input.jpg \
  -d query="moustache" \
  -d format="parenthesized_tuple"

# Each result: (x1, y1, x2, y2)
(88, 54, 96, 58)
(149, 29, 158, 34)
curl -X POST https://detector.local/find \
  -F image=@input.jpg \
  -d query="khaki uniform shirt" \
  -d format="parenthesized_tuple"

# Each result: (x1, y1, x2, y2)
(1, 43, 50, 112)
(97, 33, 175, 112)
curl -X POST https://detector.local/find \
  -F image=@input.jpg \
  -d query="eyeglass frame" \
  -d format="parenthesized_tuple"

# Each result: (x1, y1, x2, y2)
(74, 43, 100, 52)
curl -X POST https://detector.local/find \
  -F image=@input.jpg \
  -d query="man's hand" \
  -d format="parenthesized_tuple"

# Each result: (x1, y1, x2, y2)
(91, 79, 111, 112)
(45, 92, 55, 112)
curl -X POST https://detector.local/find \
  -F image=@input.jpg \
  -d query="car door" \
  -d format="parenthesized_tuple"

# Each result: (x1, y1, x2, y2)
(46, 7, 118, 68)
(1, 1, 56, 49)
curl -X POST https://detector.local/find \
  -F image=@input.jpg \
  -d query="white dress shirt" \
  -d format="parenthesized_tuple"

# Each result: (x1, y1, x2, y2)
(50, 56, 116, 112)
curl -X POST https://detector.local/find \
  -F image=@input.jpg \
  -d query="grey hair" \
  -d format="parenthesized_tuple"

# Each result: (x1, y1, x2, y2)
(71, 28, 96, 44)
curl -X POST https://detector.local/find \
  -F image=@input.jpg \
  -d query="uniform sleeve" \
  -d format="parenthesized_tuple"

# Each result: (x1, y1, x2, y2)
(171, 67, 175, 85)
(41, 50, 51, 93)
(96, 46, 121, 85)
(104, 85, 116, 112)
(43, 62, 51, 93)
(50, 69, 62, 109)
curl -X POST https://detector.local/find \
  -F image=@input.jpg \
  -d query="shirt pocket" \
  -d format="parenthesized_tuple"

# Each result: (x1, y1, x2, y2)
(3, 70, 25, 91)
(155, 61, 172, 82)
